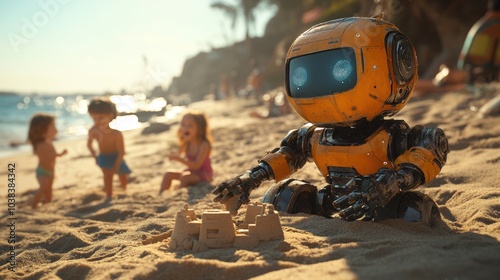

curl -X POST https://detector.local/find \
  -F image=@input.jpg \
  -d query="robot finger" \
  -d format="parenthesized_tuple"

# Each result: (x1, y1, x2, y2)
(212, 182, 229, 195)
(333, 191, 363, 210)
(239, 191, 250, 205)
(348, 191, 364, 204)
(341, 209, 363, 221)
(351, 209, 366, 221)
(340, 200, 365, 219)
(230, 199, 243, 214)
(339, 205, 356, 219)
(352, 200, 364, 212)
(227, 190, 251, 214)
(213, 193, 224, 202)
(333, 195, 349, 210)
(218, 190, 235, 204)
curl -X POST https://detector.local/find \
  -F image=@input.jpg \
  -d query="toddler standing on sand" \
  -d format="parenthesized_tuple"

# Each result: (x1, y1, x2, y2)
(28, 113, 67, 208)
(87, 98, 131, 198)
(159, 111, 213, 193)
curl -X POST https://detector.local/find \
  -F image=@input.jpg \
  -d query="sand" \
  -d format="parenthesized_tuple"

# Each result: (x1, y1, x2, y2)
(1, 85, 499, 280)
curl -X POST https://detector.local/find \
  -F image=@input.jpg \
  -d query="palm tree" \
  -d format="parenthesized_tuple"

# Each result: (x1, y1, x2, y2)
(211, 0, 262, 44)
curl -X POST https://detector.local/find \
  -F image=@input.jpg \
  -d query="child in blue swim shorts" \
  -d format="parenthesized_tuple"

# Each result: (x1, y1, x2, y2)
(87, 97, 131, 198)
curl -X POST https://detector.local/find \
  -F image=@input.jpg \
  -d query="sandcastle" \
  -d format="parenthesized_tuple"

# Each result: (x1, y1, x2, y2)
(168, 202, 284, 252)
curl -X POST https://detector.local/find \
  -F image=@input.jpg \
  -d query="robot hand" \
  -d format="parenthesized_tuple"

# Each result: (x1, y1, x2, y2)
(212, 166, 269, 213)
(333, 168, 403, 221)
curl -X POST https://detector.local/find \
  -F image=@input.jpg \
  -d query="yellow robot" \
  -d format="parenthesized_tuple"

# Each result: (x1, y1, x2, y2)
(213, 17, 449, 226)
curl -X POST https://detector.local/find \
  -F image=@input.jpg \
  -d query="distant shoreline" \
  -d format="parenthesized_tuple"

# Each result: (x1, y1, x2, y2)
(0, 133, 87, 159)
(0, 91, 102, 96)
(0, 91, 19, 96)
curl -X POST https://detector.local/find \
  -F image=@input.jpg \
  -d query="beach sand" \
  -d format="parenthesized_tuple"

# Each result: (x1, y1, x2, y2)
(1, 86, 500, 280)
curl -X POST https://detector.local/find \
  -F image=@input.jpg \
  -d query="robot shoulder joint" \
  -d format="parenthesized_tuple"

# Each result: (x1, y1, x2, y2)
(408, 125, 449, 165)
(281, 123, 315, 158)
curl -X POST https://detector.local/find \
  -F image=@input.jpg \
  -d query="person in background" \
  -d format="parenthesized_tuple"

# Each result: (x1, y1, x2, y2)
(457, 0, 500, 83)
(415, 0, 500, 95)
(87, 97, 131, 198)
(249, 90, 292, 119)
(159, 111, 213, 194)
(28, 113, 67, 208)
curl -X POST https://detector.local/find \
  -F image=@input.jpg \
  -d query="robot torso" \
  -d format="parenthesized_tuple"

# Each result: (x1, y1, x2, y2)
(260, 119, 448, 189)
(310, 122, 397, 179)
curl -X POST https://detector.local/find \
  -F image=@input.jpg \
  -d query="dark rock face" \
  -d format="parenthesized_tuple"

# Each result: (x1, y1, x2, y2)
(165, 35, 284, 102)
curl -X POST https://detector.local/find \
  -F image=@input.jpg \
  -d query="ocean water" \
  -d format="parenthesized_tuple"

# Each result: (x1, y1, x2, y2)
(0, 93, 150, 158)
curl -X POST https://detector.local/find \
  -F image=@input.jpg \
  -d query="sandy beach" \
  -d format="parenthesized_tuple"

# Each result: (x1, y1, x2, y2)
(1, 85, 500, 280)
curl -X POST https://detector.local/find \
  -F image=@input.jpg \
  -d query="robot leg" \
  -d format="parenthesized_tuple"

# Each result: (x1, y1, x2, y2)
(374, 191, 441, 227)
(262, 179, 336, 217)
(262, 179, 317, 214)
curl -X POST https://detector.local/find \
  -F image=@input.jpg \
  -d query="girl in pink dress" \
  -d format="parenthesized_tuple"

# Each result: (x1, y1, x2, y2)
(159, 111, 213, 193)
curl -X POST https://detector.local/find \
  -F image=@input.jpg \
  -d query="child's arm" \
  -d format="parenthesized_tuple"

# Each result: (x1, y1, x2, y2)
(87, 127, 97, 158)
(57, 149, 68, 157)
(171, 141, 210, 170)
(112, 131, 125, 173)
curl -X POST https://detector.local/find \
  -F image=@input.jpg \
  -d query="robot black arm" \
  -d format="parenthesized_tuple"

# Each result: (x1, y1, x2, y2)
(212, 124, 314, 213)
(393, 125, 449, 189)
(334, 124, 449, 221)
(249, 123, 313, 184)
(373, 124, 449, 201)
(259, 124, 312, 180)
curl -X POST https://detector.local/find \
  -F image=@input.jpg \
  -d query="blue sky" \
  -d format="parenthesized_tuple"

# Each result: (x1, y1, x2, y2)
(0, 0, 276, 94)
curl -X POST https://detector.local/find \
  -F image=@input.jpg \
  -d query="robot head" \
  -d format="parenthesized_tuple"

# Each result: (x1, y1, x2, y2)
(285, 17, 417, 126)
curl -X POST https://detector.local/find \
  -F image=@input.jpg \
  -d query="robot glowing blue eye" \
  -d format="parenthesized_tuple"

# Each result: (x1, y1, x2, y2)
(292, 67, 308, 87)
(288, 48, 357, 98)
(332, 59, 353, 82)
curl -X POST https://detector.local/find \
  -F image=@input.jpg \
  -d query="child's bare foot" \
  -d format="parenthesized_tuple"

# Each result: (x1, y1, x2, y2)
(104, 196, 112, 205)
